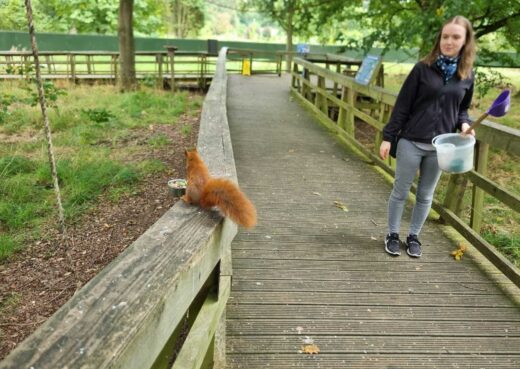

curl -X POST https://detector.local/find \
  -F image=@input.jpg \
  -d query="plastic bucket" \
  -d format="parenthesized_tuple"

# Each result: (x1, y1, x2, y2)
(432, 133, 475, 173)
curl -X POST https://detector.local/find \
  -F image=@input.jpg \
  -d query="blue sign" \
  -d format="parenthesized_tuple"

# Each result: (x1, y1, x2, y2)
(296, 43, 310, 55)
(355, 55, 381, 85)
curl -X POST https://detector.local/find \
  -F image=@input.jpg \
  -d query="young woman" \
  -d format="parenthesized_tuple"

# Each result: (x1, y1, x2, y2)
(379, 15, 476, 257)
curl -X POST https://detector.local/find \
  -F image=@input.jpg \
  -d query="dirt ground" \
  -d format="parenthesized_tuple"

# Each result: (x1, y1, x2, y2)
(0, 107, 200, 360)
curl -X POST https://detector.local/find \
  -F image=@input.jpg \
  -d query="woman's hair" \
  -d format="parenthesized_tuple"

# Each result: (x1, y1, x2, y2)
(422, 15, 476, 80)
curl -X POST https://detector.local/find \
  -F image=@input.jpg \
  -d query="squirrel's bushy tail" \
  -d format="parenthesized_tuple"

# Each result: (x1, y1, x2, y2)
(200, 178, 257, 228)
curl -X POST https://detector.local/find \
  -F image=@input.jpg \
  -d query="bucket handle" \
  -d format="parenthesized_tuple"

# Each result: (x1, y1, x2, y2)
(432, 136, 440, 147)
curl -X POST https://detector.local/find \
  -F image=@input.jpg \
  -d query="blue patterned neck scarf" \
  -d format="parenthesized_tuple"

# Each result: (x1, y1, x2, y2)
(436, 54, 460, 84)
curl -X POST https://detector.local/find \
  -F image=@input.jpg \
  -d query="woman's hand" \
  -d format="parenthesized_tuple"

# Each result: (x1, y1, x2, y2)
(460, 122, 475, 137)
(380, 140, 391, 160)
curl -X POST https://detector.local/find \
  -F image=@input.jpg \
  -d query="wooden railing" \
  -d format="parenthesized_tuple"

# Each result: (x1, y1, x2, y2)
(291, 57, 520, 287)
(227, 48, 283, 76)
(0, 48, 282, 89)
(0, 47, 236, 369)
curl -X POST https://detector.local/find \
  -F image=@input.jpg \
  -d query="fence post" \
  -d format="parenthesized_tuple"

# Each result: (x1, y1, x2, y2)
(112, 54, 118, 85)
(470, 141, 489, 231)
(345, 87, 355, 135)
(315, 75, 328, 115)
(69, 53, 76, 83)
(157, 52, 163, 89)
(165, 45, 178, 93)
(443, 174, 468, 218)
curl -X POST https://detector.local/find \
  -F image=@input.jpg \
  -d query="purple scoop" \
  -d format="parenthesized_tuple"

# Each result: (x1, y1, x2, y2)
(487, 89, 511, 117)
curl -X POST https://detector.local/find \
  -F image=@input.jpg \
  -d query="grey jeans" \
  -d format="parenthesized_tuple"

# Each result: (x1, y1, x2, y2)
(388, 138, 442, 236)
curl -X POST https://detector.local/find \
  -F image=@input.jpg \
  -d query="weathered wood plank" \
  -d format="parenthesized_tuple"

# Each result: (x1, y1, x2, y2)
(227, 318, 519, 336)
(233, 258, 481, 273)
(227, 304, 520, 321)
(228, 291, 514, 308)
(172, 277, 230, 369)
(0, 202, 224, 369)
(226, 354, 520, 369)
(225, 74, 520, 369)
(231, 278, 503, 295)
(229, 268, 504, 283)
(227, 335, 520, 354)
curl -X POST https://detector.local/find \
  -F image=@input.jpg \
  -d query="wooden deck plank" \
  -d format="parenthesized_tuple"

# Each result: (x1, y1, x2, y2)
(227, 335, 520, 354)
(231, 278, 504, 295)
(227, 319, 519, 337)
(227, 304, 520, 322)
(228, 291, 513, 308)
(229, 268, 505, 283)
(226, 354, 520, 369)
(225, 75, 520, 368)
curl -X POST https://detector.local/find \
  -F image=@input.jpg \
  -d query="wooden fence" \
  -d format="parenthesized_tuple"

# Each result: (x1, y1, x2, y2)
(0, 48, 282, 89)
(0, 47, 236, 369)
(291, 56, 520, 287)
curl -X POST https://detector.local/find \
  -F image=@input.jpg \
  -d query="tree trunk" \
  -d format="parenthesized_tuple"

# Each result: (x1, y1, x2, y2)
(285, 7, 294, 72)
(118, 0, 136, 91)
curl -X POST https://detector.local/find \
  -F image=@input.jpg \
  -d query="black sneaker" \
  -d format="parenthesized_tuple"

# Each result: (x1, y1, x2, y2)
(406, 234, 422, 258)
(385, 233, 401, 256)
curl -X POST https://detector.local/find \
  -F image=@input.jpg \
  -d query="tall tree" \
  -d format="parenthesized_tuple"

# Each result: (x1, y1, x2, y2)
(337, 0, 520, 63)
(167, 0, 205, 38)
(241, 0, 356, 71)
(118, 0, 136, 91)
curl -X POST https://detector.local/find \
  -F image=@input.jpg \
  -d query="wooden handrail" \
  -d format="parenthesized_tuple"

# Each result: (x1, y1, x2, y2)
(290, 56, 520, 287)
(0, 48, 281, 81)
(0, 47, 235, 369)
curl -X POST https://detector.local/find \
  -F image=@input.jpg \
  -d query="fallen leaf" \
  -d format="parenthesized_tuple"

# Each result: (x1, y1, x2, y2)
(370, 236, 377, 241)
(451, 243, 467, 261)
(334, 201, 349, 212)
(301, 344, 320, 354)
(312, 192, 322, 196)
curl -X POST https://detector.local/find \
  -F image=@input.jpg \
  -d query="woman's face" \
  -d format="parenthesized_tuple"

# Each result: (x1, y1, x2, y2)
(440, 23, 466, 57)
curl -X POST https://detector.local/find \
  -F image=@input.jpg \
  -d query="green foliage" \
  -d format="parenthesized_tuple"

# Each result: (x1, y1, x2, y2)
(166, 0, 205, 38)
(0, 155, 35, 176)
(180, 123, 192, 137)
(474, 68, 511, 104)
(137, 159, 168, 175)
(119, 90, 187, 124)
(0, 82, 203, 259)
(242, 0, 351, 40)
(0, 235, 21, 261)
(0, 94, 17, 124)
(36, 158, 139, 217)
(483, 230, 520, 267)
(1, 0, 166, 36)
(147, 133, 170, 148)
(334, 0, 520, 56)
(81, 108, 116, 123)
(19, 80, 67, 111)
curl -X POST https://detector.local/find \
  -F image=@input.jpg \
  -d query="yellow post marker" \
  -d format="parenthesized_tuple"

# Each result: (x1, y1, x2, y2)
(242, 58, 251, 76)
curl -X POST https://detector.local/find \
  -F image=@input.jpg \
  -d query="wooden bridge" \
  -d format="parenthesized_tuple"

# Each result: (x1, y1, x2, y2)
(1, 48, 519, 369)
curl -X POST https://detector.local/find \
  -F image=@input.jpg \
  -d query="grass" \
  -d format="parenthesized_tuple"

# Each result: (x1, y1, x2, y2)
(0, 80, 203, 261)
(383, 62, 519, 266)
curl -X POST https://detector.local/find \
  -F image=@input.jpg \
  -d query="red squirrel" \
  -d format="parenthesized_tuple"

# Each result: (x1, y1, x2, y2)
(182, 148, 257, 228)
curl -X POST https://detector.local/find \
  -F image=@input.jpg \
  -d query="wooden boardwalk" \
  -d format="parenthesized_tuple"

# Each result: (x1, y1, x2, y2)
(225, 74, 520, 368)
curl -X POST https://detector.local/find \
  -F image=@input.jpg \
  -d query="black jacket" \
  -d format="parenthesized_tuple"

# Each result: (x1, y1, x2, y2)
(383, 61, 474, 144)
